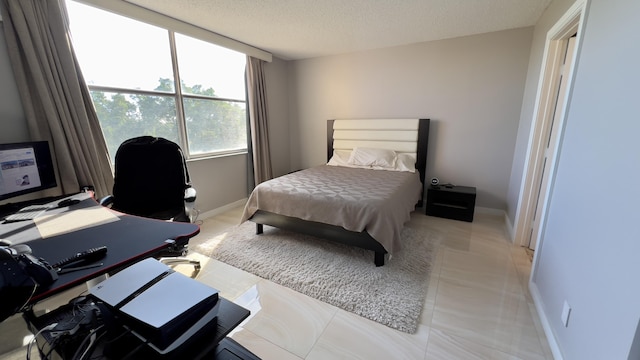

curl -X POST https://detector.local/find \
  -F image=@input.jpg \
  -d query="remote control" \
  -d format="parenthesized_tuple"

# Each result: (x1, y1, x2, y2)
(52, 246, 107, 269)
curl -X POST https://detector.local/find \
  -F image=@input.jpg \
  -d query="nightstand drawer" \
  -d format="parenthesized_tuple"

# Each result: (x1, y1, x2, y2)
(426, 185, 476, 222)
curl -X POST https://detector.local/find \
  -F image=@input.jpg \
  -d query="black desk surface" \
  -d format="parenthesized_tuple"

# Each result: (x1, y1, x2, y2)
(0, 196, 200, 304)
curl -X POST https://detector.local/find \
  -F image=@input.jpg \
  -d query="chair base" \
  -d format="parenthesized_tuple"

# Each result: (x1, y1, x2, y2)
(160, 257, 202, 272)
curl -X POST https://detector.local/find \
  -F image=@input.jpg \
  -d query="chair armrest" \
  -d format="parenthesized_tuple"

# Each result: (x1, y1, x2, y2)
(99, 195, 114, 207)
(184, 187, 196, 203)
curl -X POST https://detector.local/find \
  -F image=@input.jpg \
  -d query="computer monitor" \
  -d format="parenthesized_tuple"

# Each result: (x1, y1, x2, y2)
(0, 141, 57, 201)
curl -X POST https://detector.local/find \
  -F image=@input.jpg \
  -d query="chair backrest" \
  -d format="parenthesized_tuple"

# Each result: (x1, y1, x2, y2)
(112, 136, 190, 220)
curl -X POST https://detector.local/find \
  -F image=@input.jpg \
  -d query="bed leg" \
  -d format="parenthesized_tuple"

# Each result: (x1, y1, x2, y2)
(374, 252, 385, 267)
(256, 223, 263, 234)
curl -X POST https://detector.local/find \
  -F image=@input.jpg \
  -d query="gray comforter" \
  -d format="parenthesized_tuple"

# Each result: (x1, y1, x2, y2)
(241, 165, 422, 253)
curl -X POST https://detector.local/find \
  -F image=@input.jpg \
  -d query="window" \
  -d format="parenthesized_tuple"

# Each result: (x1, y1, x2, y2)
(66, 1, 247, 162)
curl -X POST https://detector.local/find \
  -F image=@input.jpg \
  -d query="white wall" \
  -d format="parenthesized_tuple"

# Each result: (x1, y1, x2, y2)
(532, 0, 640, 358)
(186, 154, 247, 214)
(288, 28, 533, 210)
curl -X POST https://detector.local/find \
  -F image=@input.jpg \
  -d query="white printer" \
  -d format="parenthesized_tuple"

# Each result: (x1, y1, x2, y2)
(89, 258, 219, 354)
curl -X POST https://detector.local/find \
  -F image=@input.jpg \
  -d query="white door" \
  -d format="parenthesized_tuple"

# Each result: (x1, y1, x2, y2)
(528, 35, 577, 250)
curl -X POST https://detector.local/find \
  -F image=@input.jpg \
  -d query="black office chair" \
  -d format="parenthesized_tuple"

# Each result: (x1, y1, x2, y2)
(100, 136, 200, 270)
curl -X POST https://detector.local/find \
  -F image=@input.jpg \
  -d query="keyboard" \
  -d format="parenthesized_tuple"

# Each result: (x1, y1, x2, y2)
(4, 204, 54, 222)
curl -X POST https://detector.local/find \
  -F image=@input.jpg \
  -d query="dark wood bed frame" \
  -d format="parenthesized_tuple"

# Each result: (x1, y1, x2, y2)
(251, 118, 430, 266)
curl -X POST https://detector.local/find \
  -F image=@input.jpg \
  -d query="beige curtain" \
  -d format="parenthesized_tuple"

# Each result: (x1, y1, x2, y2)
(246, 56, 273, 187)
(0, 0, 114, 198)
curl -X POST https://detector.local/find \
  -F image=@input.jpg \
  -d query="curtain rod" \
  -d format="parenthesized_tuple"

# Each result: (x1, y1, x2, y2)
(75, 0, 272, 62)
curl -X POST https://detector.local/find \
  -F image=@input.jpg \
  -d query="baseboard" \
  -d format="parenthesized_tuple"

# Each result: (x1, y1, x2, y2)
(504, 212, 515, 244)
(474, 207, 514, 242)
(197, 198, 247, 221)
(529, 282, 563, 360)
(474, 206, 504, 216)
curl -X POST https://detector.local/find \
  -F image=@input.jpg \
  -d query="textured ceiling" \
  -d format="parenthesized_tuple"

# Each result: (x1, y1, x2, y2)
(125, 0, 552, 60)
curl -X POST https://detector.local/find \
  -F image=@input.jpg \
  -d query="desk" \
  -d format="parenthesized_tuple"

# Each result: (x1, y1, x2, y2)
(0, 193, 200, 304)
(2, 195, 259, 359)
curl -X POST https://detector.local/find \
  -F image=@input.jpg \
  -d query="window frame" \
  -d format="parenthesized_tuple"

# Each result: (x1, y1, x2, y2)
(79, 26, 248, 160)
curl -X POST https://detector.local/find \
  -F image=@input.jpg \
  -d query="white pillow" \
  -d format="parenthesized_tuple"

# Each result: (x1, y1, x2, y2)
(328, 149, 416, 173)
(347, 147, 397, 168)
(395, 153, 416, 173)
(327, 150, 352, 167)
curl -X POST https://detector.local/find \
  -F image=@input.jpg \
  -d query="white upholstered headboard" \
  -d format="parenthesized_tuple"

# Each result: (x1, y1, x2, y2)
(328, 118, 424, 156)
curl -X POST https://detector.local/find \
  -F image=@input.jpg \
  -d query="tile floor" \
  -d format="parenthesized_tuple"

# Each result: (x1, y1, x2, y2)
(0, 206, 553, 360)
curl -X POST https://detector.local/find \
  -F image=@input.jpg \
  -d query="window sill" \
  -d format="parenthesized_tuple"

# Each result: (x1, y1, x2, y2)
(187, 151, 248, 162)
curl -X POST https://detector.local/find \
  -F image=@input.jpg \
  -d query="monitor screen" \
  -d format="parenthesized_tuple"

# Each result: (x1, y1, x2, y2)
(0, 141, 57, 201)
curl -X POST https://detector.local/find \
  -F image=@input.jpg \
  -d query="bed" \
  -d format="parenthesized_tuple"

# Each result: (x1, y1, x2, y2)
(241, 118, 430, 266)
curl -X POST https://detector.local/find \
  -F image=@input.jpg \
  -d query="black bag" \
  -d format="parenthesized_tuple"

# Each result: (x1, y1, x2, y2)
(0, 249, 37, 322)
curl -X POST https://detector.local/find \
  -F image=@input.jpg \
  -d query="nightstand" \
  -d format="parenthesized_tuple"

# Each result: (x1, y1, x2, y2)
(426, 185, 476, 222)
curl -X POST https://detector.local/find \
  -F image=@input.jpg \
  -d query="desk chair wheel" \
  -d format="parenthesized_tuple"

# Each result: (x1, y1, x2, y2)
(159, 242, 201, 275)
(154, 237, 202, 275)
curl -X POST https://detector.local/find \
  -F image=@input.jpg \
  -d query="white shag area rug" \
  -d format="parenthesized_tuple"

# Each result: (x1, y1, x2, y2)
(194, 221, 440, 334)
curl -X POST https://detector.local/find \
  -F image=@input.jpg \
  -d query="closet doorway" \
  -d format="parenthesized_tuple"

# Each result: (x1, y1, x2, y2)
(514, 1, 585, 253)
(528, 35, 577, 250)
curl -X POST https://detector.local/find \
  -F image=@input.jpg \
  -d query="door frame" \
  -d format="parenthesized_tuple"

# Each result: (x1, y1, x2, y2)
(513, 0, 587, 253)
(528, 35, 578, 251)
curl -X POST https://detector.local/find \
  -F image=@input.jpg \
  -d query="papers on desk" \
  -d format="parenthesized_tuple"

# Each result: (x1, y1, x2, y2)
(35, 206, 120, 239)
